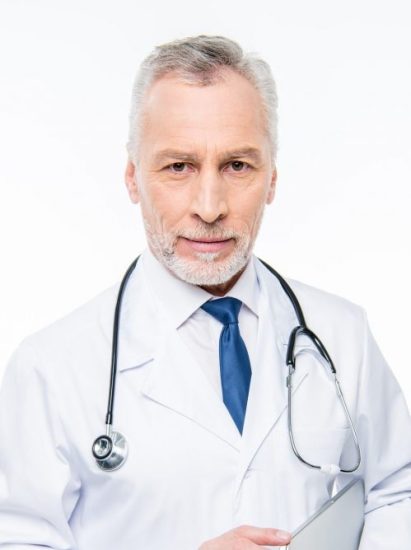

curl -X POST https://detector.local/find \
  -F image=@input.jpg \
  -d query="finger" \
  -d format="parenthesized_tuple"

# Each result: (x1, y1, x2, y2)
(234, 525, 291, 546)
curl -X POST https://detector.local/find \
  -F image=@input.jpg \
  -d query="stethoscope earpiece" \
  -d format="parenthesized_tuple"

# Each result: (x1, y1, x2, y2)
(92, 431, 128, 471)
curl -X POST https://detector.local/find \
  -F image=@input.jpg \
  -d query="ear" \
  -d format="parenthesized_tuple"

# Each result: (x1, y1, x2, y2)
(124, 159, 140, 204)
(266, 166, 277, 204)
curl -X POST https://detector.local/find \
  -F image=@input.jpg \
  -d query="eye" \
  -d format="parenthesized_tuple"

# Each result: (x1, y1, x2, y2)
(227, 160, 251, 173)
(167, 162, 190, 173)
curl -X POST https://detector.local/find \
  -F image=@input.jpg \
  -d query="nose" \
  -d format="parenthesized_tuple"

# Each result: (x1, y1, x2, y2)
(190, 167, 228, 224)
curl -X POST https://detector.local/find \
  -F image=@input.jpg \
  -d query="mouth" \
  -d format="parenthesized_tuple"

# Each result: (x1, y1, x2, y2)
(179, 236, 234, 253)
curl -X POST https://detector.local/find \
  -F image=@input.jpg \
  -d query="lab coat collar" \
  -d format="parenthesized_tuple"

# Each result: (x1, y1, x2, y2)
(116, 249, 260, 373)
(114, 250, 262, 449)
(115, 256, 158, 372)
(121, 249, 243, 448)
(142, 249, 212, 329)
(142, 248, 259, 328)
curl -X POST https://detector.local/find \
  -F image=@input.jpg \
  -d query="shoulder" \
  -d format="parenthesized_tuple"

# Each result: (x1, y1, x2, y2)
(287, 278, 365, 326)
(284, 278, 368, 355)
(7, 282, 120, 382)
(33, 282, 118, 346)
(254, 258, 367, 341)
(6, 256, 149, 383)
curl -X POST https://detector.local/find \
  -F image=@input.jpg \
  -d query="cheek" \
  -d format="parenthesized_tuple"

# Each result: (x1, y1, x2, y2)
(229, 186, 267, 229)
(140, 183, 187, 230)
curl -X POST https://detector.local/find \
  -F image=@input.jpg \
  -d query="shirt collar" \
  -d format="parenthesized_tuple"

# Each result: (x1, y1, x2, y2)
(223, 255, 259, 317)
(141, 248, 260, 329)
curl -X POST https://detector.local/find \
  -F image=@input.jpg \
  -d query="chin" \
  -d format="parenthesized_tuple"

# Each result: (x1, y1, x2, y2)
(161, 248, 250, 286)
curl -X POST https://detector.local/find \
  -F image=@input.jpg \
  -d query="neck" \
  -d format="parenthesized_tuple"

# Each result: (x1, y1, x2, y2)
(199, 265, 246, 297)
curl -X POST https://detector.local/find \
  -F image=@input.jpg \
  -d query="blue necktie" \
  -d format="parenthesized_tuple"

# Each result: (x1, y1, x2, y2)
(201, 297, 252, 434)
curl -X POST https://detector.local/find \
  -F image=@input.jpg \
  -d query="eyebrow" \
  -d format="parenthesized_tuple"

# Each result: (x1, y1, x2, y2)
(152, 147, 263, 165)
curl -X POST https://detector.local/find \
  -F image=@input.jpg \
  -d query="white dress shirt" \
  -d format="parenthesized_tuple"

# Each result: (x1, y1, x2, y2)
(142, 249, 259, 399)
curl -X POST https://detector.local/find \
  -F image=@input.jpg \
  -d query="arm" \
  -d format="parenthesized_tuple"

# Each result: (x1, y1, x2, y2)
(0, 340, 80, 548)
(358, 311, 411, 549)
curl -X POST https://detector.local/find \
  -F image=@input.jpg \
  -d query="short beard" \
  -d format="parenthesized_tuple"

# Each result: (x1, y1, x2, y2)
(144, 221, 255, 286)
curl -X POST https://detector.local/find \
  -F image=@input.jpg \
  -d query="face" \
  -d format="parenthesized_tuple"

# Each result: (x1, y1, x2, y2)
(125, 68, 277, 287)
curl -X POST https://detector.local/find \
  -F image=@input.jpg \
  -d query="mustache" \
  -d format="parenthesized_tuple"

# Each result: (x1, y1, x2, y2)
(176, 223, 241, 241)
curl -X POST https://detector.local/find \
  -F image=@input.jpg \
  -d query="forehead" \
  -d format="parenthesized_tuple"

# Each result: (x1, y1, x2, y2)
(139, 69, 268, 156)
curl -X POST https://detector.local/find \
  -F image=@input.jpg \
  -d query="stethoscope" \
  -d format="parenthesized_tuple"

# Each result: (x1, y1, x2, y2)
(92, 256, 362, 474)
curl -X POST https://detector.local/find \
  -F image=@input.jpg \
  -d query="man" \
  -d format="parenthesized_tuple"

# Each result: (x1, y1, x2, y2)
(0, 34, 410, 549)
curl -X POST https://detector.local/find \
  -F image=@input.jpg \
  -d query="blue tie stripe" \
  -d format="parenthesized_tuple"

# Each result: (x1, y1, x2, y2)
(201, 297, 252, 434)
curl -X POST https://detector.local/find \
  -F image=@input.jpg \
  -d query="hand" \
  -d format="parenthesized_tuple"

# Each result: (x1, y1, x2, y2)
(199, 524, 291, 548)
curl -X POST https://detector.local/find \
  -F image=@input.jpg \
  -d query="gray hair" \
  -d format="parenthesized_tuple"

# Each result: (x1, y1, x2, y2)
(127, 35, 278, 163)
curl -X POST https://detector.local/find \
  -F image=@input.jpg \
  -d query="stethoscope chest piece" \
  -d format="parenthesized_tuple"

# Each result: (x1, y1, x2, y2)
(92, 431, 128, 472)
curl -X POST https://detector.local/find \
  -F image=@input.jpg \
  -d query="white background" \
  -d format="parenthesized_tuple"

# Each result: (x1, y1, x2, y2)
(1, 0, 410, 405)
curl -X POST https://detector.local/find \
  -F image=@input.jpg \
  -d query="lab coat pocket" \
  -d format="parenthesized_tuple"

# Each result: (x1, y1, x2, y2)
(290, 426, 351, 470)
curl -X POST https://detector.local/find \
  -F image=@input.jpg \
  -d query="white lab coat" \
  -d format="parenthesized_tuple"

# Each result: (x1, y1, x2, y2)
(0, 254, 411, 549)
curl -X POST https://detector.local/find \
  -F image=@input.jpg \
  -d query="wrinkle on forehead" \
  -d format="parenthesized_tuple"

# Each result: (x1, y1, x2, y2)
(139, 69, 267, 145)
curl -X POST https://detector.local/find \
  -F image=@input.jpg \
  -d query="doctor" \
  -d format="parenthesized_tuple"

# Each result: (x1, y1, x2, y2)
(1, 34, 411, 549)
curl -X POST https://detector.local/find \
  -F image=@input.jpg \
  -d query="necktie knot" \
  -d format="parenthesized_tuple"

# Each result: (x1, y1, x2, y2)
(201, 297, 242, 326)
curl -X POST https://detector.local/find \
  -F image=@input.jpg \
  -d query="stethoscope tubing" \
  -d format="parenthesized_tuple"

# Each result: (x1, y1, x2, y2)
(105, 257, 139, 428)
(93, 255, 362, 474)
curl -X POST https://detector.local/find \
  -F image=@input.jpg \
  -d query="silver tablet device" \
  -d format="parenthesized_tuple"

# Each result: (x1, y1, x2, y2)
(286, 479, 365, 550)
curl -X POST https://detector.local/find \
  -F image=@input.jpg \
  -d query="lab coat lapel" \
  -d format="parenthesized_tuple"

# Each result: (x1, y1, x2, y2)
(235, 260, 309, 487)
(140, 324, 241, 451)
(114, 254, 241, 451)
